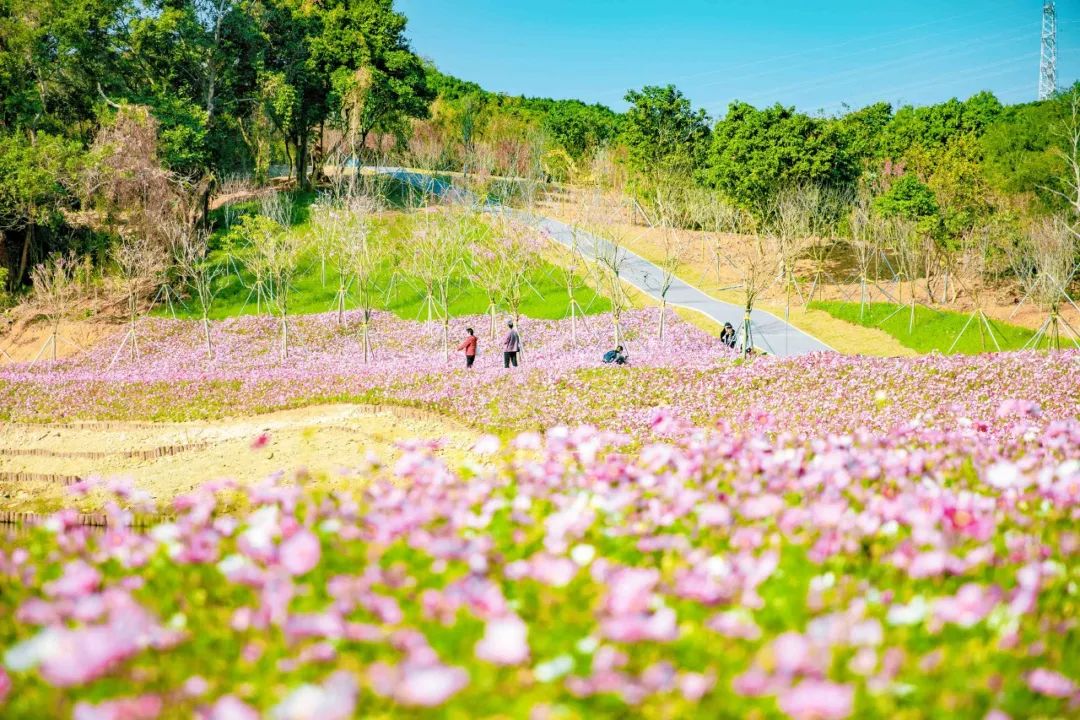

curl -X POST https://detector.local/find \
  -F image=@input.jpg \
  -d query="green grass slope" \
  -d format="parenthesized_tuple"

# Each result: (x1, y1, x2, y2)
(159, 192, 610, 322)
(809, 301, 1036, 355)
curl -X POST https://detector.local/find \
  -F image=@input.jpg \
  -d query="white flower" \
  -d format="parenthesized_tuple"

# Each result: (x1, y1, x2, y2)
(4, 628, 58, 671)
(570, 544, 596, 566)
(575, 636, 598, 654)
(986, 462, 1030, 490)
(886, 596, 928, 626)
(533, 654, 574, 682)
(705, 555, 732, 579)
(471, 435, 501, 455)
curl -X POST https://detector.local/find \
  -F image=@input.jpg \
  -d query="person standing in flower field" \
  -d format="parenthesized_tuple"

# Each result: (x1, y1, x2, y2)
(502, 321, 521, 368)
(457, 327, 478, 368)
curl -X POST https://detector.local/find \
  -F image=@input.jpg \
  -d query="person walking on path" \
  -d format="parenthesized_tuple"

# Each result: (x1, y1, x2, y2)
(502, 321, 521, 368)
(457, 327, 478, 368)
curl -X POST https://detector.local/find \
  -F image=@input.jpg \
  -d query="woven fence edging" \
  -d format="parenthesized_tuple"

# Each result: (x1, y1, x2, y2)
(0, 510, 169, 528)
(0, 472, 84, 485)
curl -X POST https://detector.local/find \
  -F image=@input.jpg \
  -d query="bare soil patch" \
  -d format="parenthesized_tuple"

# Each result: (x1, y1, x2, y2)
(0, 319, 120, 363)
(0, 404, 479, 513)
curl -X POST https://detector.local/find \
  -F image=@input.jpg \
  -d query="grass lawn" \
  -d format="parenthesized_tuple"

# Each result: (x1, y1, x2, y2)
(159, 192, 610, 322)
(809, 301, 1036, 355)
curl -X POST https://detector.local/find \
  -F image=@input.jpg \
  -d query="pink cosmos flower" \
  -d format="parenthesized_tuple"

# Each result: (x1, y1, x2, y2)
(696, 503, 732, 527)
(1026, 668, 1077, 698)
(72, 695, 163, 720)
(471, 435, 501, 455)
(475, 614, 530, 665)
(45, 560, 102, 599)
(707, 611, 762, 640)
(732, 667, 772, 697)
(772, 632, 811, 676)
(740, 494, 784, 520)
(603, 567, 658, 616)
(270, 671, 357, 720)
(933, 584, 1001, 627)
(279, 530, 321, 576)
(183, 676, 210, 697)
(204, 695, 260, 720)
(0, 668, 10, 704)
(677, 671, 715, 702)
(777, 680, 854, 720)
(908, 551, 948, 579)
(369, 660, 469, 707)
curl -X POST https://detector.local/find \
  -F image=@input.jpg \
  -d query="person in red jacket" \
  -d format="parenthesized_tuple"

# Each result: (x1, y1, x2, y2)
(457, 327, 478, 368)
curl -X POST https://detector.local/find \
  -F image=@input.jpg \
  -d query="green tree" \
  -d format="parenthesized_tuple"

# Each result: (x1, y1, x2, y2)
(0, 133, 80, 289)
(622, 85, 710, 180)
(124, 0, 265, 176)
(836, 101, 892, 161)
(705, 101, 856, 211)
(542, 101, 621, 158)
(0, 0, 130, 135)
(317, 0, 433, 153)
(981, 97, 1068, 212)
(879, 92, 1003, 162)
(873, 175, 939, 223)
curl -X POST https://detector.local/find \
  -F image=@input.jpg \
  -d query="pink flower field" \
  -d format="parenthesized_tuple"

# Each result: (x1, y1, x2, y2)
(1, 310, 1079, 718)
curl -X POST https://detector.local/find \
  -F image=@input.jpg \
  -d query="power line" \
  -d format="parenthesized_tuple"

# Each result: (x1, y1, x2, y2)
(812, 51, 1041, 116)
(703, 23, 1039, 111)
(592, 0, 1021, 99)
(693, 12, 1034, 96)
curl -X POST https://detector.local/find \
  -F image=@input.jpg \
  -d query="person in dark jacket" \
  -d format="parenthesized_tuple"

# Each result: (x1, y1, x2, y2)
(502, 321, 521, 368)
(602, 345, 628, 365)
(720, 322, 737, 349)
(457, 328, 478, 368)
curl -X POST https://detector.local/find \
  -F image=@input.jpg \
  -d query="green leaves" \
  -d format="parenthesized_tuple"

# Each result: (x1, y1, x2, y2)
(0, 132, 81, 227)
(622, 85, 711, 182)
(873, 176, 939, 223)
(705, 102, 857, 211)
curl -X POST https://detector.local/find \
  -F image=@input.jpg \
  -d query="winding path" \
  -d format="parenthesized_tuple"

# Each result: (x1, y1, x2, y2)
(371, 167, 834, 357)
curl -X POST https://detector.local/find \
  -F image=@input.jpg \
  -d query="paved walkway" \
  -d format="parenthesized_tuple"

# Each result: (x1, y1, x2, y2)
(369, 166, 834, 357)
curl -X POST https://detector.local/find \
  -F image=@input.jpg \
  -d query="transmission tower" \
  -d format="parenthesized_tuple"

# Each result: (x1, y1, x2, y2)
(1039, 1, 1057, 101)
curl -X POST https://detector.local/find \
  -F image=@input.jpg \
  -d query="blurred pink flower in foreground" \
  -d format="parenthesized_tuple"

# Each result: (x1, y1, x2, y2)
(777, 680, 854, 720)
(73, 694, 163, 720)
(475, 614, 530, 665)
(369, 660, 469, 707)
(1027, 668, 1077, 698)
(203, 695, 259, 720)
(279, 529, 321, 576)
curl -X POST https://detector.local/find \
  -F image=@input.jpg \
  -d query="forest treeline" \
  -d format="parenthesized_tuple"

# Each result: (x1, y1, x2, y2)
(1, 0, 1077, 301)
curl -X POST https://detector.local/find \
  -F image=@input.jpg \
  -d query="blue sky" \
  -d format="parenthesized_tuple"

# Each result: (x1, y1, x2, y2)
(396, 0, 1080, 116)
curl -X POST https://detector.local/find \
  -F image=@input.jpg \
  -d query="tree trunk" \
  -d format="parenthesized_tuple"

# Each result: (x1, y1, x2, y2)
(280, 314, 289, 360)
(570, 300, 577, 345)
(17, 224, 33, 288)
(203, 315, 213, 359)
(658, 297, 667, 340)
(296, 131, 309, 191)
(361, 316, 371, 363)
